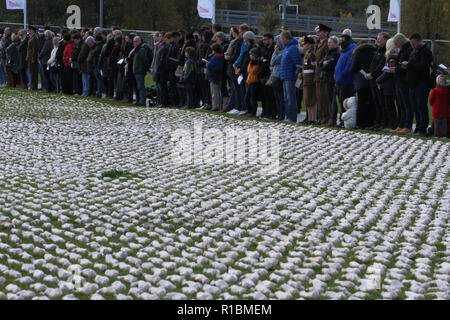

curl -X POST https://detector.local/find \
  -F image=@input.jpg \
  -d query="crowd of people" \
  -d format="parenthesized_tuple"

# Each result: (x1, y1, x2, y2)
(0, 22, 449, 138)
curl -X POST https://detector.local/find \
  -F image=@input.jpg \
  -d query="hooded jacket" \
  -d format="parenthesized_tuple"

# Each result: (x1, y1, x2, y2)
(280, 38, 301, 81)
(335, 42, 356, 85)
(429, 87, 449, 119)
(350, 42, 376, 91)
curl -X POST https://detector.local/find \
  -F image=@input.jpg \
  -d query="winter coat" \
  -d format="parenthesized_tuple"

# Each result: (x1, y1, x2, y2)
(180, 57, 196, 86)
(154, 42, 170, 81)
(108, 44, 121, 78)
(280, 38, 301, 81)
(429, 87, 449, 119)
(133, 45, 149, 75)
(315, 39, 329, 82)
(335, 42, 356, 85)
(77, 43, 92, 74)
(368, 45, 387, 87)
(247, 61, 261, 84)
(89, 42, 102, 74)
(168, 41, 180, 73)
(302, 49, 317, 87)
(26, 34, 39, 64)
(319, 47, 340, 83)
(206, 53, 225, 83)
(376, 70, 396, 96)
(5, 43, 19, 74)
(394, 41, 412, 83)
(270, 48, 284, 79)
(227, 37, 243, 78)
(63, 42, 75, 67)
(406, 43, 433, 89)
(39, 38, 53, 66)
(259, 43, 274, 80)
(17, 37, 28, 70)
(350, 43, 376, 91)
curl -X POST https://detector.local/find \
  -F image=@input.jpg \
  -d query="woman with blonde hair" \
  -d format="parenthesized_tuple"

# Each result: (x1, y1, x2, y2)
(391, 33, 413, 134)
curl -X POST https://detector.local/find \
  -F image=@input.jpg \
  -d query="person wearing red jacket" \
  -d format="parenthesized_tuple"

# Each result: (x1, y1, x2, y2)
(429, 75, 449, 138)
(62, 33, 76, 94)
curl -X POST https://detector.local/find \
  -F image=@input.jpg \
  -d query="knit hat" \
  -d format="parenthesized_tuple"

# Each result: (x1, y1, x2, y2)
(249, 48, 260, 58)
(243, 31, 255, 41)
(342, 29, 352, 38)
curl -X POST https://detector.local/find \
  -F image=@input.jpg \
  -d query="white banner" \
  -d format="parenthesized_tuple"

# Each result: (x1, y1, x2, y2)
(198, 0, 214, 20)
(6, 0, 26, 10)
(388, 0, 400, 22)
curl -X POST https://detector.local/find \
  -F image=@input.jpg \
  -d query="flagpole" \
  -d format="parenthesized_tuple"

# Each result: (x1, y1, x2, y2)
(212, 0, 216, 24)
(24, 0, 27, 29)
(398, 0, 401, 34)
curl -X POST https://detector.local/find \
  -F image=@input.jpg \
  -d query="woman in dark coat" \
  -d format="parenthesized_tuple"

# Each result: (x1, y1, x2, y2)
(350, 41, 376, 129)
(17, 30, 29, 88)
(5, 34, 19, 88)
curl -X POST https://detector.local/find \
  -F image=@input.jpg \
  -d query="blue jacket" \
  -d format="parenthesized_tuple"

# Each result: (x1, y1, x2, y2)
(335, 42, 356, 85)
(207, 54, 225, 83)
(280, 38, 301, 81)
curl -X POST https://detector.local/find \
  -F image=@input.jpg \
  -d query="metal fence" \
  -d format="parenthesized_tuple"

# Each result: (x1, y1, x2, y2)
(215, 9, 396, 37)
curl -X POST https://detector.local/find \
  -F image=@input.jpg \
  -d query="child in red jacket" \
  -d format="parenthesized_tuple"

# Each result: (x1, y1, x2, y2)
(429, 75, 449, 138)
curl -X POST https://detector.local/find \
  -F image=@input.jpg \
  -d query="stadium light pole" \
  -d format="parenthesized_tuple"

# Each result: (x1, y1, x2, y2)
(100, 0, 104, 28)
(282, 0, 287, 31)
(248, 0, 252, 26)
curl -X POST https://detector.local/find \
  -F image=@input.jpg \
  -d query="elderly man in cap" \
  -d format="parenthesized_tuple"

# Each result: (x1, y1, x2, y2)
(314, 24, 332, 125)
(26, 26, 39, 90)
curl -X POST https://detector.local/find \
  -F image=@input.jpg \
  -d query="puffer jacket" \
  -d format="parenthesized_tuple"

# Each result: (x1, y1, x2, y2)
(350, 42, 376, 91)
(280, 38, 301, 81)
(270, 48, 284, 78)
(335, 42, 356, 85)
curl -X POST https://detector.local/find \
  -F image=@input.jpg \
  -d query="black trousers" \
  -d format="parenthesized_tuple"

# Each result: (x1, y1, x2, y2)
(62, 66, 73, 94)
(245, 83, 259, 116)
(18, 68, 28, 88)
(168, 74, 179, 106)
(383, 95, 398, 130)
(262, 83, 276, 119)
(73, 69, 82, 95)
(356, 87, 375, 129)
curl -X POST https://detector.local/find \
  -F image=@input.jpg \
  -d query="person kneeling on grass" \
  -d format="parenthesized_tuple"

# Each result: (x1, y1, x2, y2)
(206, 43, 225, 112)
(244, 48, 261, 118)
(429, 75, 449, 138)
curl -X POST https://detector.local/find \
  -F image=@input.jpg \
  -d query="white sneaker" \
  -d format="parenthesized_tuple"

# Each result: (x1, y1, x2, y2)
(228, 109, 239, 115)
(238, 110, 248, 116)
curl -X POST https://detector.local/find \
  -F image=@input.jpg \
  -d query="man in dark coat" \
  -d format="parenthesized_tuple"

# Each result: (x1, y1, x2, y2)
(26, 26, 39, 90)
(154, 33, 171, 107)
(77, 36, 95, 96)
(39, 30, 54, 91)
(365, 32, 391, 130)
(350, 41, 377, 129)
(168, 32, 181, 107)
(404, 33, 434, 136)
(259, 33, 276, 119)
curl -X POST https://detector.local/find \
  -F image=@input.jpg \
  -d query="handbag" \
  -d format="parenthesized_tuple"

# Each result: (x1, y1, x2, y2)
(265, 74, 280, 87)
(175, 65, 184, 78)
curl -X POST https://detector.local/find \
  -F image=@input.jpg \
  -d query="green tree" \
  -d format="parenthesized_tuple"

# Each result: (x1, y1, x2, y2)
(260, 5, 280, 33)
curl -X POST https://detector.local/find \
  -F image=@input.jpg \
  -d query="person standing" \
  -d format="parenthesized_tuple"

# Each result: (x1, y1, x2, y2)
(280, 31, 301, 123)
(391, 33, 413, 135)
(132, 36, 150, 107)
(365, 32, 390, 130)
(206, 43, 225, 112)
(39, 30, 54, 92)
(71, 33, 83, 95)
(153, 33, 171, 107)
(404, 33, 434, 136)
(334, 31, 356, 127)
(350, 41, 377, 130)
(17, 30, 29, 89)
(301, 36, 317, 124)
(62, 33, 75, 94)
(270, 36, 285, 121)
(259, 33, 276, 120)
(319, 36, 340, 127)
(429, 75, 449, 138)
(78, 36, 95, 96)
(5, 34, 19, 88)
(26, 26, 39, 90)
(314, 24, 332, 125)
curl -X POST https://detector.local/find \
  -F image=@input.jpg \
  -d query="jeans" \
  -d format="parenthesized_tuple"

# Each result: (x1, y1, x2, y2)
(94, 70, 103, 95)
(82, 73, 91, 96)
(225, 75, 243, 111)
(185, 85, 194, 108)
(396, 81, 413, 129)
(135, 73, 147, 106)
(371, 86, 384, 126)
(283, 80, 297, 123)
(434, 118, 447, 138)
(210, 81, 223, 110)
(50, 71, 61, 92)
(273, 80, 285, 121)
(409, 82, 430, 133)
(38, 62, 48, 90)
(0, 60, 6, 84)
